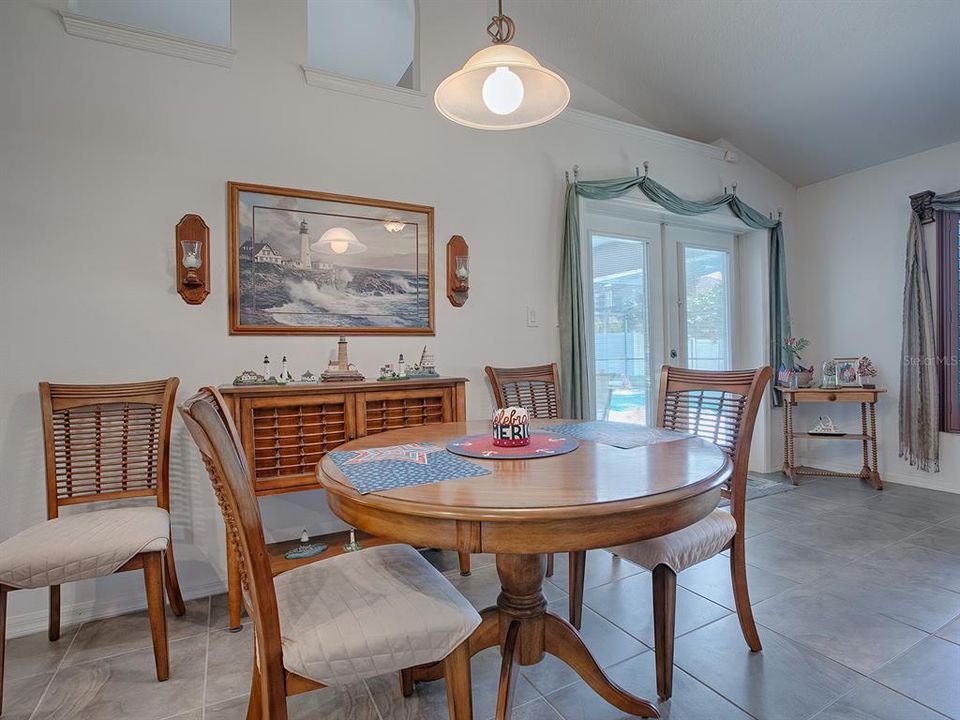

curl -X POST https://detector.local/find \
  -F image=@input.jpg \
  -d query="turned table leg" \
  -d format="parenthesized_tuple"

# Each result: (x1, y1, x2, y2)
(494, 553, 659, 720)
(411, 554, 661, 719)
(783, 398, 797, 484)
(869, 401, 883, 489)
(860, 403, 871, 481)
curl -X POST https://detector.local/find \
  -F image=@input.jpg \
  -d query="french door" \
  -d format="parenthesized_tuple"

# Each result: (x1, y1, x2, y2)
(586, 217, 736, 423)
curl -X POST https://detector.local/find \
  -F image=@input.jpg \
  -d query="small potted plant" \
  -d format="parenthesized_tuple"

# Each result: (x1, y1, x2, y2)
(858, 356, 878, 388)
(782, 336, 814, 387)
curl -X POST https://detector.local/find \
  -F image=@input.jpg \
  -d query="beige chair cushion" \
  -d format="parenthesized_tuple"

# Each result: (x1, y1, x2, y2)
(610, 509, 737, 574)
(0, 507, 170, 589)
(275, 544, 481, 686)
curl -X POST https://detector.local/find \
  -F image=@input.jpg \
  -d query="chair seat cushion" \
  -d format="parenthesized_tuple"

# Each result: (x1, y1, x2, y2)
(275, 544, 481, 686)
(0, 506, 170, 589)
(610, 509, 737, 574)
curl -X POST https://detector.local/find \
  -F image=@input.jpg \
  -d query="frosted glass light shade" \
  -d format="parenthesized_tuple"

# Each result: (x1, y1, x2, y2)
(435, 44, 570, 130)
(313, 227, 367, 255)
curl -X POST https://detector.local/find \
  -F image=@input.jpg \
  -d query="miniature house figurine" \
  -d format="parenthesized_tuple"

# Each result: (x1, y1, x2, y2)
(321, 336, 365, 382)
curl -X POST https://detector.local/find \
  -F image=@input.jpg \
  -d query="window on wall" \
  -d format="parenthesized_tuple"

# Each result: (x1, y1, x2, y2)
(68, 0, 231, 47)
(939, 210, 960, 432)
(307, 0, 417, 90)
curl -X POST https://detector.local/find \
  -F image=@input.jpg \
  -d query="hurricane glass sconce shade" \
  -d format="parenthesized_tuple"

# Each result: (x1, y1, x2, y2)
(312, 227, 367, 255)
(435, 44, 569, 130)
(181, 240, 202, 270)
(176, 214, 210, 305)
(454, 255, 470, 288)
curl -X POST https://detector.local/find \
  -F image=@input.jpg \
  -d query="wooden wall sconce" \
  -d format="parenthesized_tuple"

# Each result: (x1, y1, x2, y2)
(176, 214, 210, 305)
(446, 235, 469, 307)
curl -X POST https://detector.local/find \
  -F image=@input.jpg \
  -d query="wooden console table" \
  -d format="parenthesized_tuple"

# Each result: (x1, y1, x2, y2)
(779, 386, 885, 489)
(217, 377, 467, 630)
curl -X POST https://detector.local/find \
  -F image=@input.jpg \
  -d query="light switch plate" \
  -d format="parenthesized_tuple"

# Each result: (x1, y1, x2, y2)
(526, 306, 539, 327)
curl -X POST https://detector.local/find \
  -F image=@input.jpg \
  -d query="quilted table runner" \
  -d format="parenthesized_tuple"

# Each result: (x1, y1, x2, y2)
(541, 421, 693, 449)
(328, 443, 491, 495)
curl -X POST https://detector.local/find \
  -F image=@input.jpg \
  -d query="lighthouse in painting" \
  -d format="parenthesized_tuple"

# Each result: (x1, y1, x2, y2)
(299, 218, 311, 269)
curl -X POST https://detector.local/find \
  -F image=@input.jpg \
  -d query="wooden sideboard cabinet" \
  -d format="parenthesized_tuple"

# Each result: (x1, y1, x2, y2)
(216, 377, 467, 629)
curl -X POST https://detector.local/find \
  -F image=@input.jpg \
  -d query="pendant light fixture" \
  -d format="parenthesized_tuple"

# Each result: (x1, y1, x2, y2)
(434, 0, 570, 130)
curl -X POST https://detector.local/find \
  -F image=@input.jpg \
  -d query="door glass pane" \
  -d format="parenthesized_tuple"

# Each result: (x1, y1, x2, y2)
(683, 246, 731, 370)
(592, 235, 650, 424)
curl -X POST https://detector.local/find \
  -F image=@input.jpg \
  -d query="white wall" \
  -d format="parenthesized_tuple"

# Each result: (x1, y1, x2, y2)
(0, 0, 797, 635)
(794, 140, 960, 493)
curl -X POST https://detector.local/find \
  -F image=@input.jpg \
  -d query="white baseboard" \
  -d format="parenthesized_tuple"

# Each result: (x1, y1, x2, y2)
(6, 579, 227, 639)
(797, 456, 959, 494)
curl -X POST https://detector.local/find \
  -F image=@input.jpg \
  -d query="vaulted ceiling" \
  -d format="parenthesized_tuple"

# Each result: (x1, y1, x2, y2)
(505, 0, 960, 186)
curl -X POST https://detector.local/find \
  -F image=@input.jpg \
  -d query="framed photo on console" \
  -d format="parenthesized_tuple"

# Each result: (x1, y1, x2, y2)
(227, 182, 434, 335)
(833, 357, 861, 387)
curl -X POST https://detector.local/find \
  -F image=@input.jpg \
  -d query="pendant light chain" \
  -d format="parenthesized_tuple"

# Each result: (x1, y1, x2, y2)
(487, 0, 516, 44)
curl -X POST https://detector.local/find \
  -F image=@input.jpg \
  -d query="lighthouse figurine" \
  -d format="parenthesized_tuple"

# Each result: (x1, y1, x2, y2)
(278, 355, 292, 385)
(320, 336, 365, 382)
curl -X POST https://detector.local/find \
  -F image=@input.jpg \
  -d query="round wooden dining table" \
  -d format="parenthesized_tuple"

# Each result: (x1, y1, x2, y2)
(317, 420, 731, 720)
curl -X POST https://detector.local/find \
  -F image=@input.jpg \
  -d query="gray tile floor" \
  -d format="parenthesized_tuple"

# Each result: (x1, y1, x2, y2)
(5, 475, 960, 720)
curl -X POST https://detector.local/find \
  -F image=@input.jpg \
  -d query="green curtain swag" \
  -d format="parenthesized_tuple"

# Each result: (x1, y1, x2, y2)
(899, 189, 960, 473)
(560, 174, 791, 419)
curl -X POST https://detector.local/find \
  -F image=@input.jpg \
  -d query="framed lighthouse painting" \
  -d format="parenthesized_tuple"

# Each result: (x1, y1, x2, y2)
(227, 182, 435, 335)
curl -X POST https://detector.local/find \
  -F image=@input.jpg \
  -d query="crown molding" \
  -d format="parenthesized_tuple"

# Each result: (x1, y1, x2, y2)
(301, 66, 428, 109)
(59, 11, 236, 68)
(558, 107, 730, 162)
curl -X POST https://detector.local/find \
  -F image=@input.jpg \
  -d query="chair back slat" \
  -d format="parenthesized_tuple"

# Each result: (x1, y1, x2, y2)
(179, 387, 283, 676)
(485, 363, 563, 419)
(655, 366, 772, 525)
(39, 379, 178, 516)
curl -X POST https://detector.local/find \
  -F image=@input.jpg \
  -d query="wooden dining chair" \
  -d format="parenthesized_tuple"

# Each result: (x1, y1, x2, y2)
(568, 365, 772, 700)
(462, 363, 565, 579)
(485, 363, 563, 419)
(180, 387, 480, 720)
(0, 378, 186, 714)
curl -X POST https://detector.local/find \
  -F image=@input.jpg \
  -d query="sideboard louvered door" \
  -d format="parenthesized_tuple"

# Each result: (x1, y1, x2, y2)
(239, 393, 356, 494)
(358, 387, 454, 436)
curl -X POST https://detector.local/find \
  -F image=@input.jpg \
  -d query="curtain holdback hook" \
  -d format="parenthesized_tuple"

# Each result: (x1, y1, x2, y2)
(777, 208, 783, 221)
(565, 170, 570, 183)
(573, 165, 580, 181)
(642, 161, 649, 178)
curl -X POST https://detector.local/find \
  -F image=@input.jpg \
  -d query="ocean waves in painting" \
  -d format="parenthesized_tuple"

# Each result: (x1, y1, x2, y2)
(238, 261, 427, 328)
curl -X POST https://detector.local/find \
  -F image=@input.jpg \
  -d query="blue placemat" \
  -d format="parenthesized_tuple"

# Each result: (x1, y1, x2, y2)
(541, 421, 692, 449)
(328, 443, 491, 495)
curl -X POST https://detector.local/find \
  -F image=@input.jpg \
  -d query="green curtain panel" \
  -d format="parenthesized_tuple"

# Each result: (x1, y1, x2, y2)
(899, 189, 960, 472)
(559, 174, 791, 418)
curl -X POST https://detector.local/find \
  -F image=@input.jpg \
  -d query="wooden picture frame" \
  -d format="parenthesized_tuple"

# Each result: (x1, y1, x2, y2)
(227, 182, 434, 335)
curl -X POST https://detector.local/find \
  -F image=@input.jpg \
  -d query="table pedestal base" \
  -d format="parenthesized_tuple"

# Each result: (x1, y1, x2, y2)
(411, 553, 660, 719)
